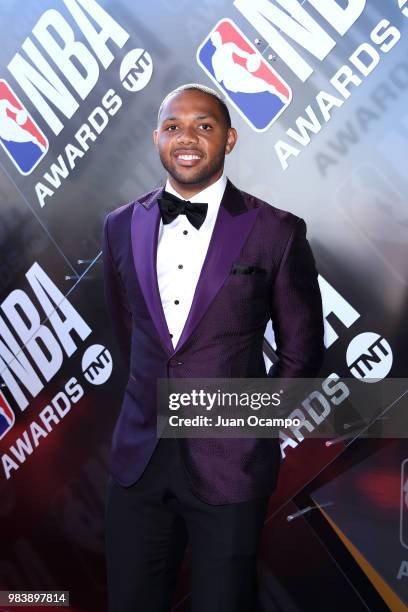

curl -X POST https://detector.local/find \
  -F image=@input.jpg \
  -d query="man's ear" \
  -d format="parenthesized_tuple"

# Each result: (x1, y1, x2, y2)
(153, 129, 158, 148)
(225, 127, 238, 155)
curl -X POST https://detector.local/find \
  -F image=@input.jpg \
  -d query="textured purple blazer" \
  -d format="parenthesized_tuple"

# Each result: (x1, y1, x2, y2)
(102, 179, 324, 504)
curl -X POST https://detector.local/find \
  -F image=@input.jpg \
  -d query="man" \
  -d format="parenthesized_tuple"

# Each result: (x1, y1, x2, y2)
(102, 83, 324, 612)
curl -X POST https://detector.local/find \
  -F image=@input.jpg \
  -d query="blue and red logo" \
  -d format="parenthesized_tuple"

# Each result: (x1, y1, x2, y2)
(197, 18, 292, 132)
(0, 391, 14, 440)
(0, 79, 48, 175)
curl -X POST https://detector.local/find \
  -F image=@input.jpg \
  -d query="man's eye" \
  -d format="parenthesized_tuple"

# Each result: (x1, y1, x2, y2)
(165, 125, 178, 131)
(199, 124, 212, 130)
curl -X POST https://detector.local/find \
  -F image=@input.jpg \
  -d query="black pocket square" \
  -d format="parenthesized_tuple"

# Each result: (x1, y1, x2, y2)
(231, 263, 266, 275)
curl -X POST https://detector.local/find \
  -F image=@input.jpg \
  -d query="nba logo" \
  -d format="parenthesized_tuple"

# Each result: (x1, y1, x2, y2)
(0, 79, 48, 175)
(0, 390, 14, 440)
(197, 18, 292, 132)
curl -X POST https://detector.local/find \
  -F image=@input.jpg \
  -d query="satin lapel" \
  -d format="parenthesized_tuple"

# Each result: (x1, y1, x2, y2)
(175, 180, 259, 352)
(130, 188, 174, 355)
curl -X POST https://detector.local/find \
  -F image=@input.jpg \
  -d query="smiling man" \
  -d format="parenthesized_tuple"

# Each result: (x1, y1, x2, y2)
(102, 83, 324, 612)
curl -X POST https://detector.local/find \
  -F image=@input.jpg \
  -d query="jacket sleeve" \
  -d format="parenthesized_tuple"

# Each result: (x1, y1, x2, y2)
(268, 217, 325, 378)
(101, 213, 132, 370)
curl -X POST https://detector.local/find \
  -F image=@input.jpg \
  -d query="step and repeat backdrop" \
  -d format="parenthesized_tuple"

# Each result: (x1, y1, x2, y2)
(0, 1, 407, 610)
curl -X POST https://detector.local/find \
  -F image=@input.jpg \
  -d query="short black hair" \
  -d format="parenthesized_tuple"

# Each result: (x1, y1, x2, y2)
(157, 83, 231, 129)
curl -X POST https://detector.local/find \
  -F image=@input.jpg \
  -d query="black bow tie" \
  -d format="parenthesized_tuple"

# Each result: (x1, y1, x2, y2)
(157, 191, 208, 230)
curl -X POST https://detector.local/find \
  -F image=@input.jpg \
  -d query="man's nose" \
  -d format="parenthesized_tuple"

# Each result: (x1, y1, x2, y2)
(177, 126, 198, 144)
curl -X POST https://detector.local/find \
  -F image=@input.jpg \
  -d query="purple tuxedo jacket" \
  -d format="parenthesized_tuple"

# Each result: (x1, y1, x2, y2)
(102, 179, 324, 504)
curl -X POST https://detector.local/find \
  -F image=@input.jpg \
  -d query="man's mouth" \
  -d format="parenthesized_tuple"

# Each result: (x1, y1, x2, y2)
(173, 150, 203, 167)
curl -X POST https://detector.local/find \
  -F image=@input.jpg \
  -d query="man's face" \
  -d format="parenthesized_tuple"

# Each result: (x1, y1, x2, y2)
(153, 90, 237, 195)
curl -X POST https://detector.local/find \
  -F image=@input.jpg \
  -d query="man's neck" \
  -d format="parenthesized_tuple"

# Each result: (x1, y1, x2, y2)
(167, 171, 224, 199)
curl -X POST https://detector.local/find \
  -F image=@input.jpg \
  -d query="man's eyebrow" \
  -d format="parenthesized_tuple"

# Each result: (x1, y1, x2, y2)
(195, 114, 218, 120)
(161, 113, 219, 122)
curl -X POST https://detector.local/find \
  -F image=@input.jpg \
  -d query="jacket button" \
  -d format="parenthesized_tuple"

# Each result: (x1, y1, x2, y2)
(169, 359, 183, 367)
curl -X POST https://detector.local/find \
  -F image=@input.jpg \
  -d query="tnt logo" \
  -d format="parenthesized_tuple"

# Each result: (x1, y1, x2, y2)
(197, 18, 292, 132)
(82, 344, 113, 386)
(346, 332, 393, 382)
(0, 79, 48, 175)
(120, 49, 153, 93)
(0, 390, 14, 440)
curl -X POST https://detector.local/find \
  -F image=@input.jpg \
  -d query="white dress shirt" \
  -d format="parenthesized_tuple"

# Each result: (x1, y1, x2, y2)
(156, 172, 227, 349)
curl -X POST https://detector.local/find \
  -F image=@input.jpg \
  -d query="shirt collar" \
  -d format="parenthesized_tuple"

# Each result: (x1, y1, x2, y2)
(164, 172, 227, 207)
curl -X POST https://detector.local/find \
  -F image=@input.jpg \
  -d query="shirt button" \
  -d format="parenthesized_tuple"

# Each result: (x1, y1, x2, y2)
(174, 299, 179, 305)
(170, 333, 173, 338)
(183, 230, 188, 235)
(178, 264, 183, 269)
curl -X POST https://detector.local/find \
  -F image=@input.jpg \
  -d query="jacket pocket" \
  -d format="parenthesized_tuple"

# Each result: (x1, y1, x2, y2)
(230, 263, 267, 275)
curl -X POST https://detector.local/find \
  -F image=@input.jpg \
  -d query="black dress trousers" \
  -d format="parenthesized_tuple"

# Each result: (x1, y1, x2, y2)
(105, 437, 269, 612)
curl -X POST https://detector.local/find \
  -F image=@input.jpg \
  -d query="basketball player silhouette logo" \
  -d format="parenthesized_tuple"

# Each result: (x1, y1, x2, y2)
(0, 392, 14, 440)
(197, 19, 292, 131)
(0, 79, 48, 175)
